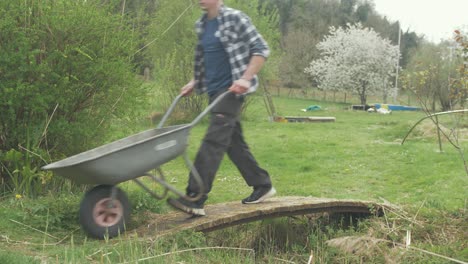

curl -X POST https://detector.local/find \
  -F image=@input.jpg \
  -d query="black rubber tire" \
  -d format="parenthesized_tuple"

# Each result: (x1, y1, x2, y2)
(79, 185, 131, 239)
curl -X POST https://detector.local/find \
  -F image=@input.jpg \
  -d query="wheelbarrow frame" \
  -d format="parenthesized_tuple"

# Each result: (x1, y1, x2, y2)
(42, 91, 231, 238)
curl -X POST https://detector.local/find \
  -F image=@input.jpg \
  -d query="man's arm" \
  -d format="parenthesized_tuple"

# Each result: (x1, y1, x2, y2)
(229, 13, 269, 94)
(180, 79, 196, 96)
(229, 55, 266, 94)
(241, 55, 266, 81)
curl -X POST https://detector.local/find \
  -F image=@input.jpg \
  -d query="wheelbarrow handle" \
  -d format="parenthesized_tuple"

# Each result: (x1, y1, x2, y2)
(156, 91, 232, 129)
(190, 90, 231, 127)
(156, 94, 184, 129)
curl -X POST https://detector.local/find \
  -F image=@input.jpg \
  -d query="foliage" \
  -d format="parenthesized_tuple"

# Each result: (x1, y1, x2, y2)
(0, 0, 143, 194)
(275, 0, 344, 88)
(0, 251, 39, 264)
(142, 0, 203, 122)
(305, 23, 400, 105)
(11, 194, 80, 231)
(264, 0, 422, 88)
(239, 0, 282, 81)
(400, 30, 468, 176)
(401, 41, 464, 111)
(453, 29, 468, 106)
(104, 0, 160, 75)
(0, 149, 51, 197)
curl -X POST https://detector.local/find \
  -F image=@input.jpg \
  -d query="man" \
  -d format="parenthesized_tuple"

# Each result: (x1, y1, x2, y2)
(167, 0, 275, 216)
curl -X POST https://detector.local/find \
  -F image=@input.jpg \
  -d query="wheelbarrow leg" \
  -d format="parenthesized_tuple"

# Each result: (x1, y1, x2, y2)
(135, 152, 205, 202)
(133, 167, 169, 200)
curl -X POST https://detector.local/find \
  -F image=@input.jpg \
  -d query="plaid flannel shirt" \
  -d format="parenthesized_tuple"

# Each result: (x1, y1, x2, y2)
(193, 5, 270, 94)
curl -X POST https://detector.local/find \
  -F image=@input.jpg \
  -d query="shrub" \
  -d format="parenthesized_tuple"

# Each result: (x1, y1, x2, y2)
(0, 0, 143, 194)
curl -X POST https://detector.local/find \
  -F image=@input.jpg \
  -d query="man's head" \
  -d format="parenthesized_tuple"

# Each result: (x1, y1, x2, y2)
(198, 0, 222, 12)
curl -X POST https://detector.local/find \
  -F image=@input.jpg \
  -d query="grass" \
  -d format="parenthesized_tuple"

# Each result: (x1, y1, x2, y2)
(0, 93, 467, 263)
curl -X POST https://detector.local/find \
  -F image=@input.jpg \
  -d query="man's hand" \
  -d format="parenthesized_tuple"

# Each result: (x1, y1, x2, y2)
(229, 79, 250, 94)
(181, 80, 196, 96)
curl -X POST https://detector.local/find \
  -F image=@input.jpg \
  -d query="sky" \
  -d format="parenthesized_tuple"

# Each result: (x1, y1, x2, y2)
(372, 0, 468, 43)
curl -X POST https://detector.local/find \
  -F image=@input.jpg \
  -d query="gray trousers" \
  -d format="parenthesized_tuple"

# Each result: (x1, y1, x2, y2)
(187, 91, 271, 195)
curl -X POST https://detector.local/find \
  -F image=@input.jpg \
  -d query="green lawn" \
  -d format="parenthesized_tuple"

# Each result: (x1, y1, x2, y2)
(0, 94, 466, 263)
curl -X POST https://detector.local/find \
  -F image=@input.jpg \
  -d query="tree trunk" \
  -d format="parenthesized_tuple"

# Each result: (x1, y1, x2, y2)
(382, 79, 388, 104)
(360, 81, 368, 105)
(360, 93, 367, 105)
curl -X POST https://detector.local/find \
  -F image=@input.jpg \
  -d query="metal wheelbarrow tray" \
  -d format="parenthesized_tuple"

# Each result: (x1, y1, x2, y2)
(42, 91, 232, 239)
(42, 124, 191, 185)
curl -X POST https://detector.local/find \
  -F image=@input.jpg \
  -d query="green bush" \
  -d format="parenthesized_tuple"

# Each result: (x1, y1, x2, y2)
(0, 0, 143, 194)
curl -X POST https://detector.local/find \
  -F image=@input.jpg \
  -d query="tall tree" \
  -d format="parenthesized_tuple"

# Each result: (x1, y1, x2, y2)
(305, 23, 400, 105)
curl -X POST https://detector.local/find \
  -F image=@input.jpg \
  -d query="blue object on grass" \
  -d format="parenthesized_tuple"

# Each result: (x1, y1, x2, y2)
(374, 103, 420, 111)
(305, 105, 322, 111)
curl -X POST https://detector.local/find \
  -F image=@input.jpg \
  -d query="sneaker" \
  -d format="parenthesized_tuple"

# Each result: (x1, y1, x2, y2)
(167, 193, 207, 216)
(242, 186, 276, 204)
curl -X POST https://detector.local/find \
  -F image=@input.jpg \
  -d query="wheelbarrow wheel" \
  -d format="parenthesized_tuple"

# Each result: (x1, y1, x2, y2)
(79, 185, 131, 239)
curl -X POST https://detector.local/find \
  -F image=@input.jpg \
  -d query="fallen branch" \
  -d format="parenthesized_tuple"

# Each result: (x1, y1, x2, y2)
(307, 250, 314, 264)
(17, 145, 48, 164)
(272, 257, 295, 263)
(1, 231, 74, 246)
(404, 243, 467, 264)
(118, 246, 255, 264)
(9, 219, 59, 240)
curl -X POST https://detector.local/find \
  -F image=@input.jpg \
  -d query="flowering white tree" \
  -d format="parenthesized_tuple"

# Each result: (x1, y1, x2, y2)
(304, 23, 400, 105)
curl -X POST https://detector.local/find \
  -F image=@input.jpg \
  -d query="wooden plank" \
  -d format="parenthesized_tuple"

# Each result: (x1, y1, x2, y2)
(134, 196, 387, 237)
(284, 116, 336, 122)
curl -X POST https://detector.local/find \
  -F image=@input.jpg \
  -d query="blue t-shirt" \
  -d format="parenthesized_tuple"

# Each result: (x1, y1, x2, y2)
(201, 18, 232, 97)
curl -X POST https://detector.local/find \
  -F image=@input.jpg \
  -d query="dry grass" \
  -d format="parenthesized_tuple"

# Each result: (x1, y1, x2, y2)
(326, 204, 468, 264)
(413, 119, 468, 143)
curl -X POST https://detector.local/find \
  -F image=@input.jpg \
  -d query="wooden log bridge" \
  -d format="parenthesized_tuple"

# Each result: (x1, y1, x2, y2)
(137, 196, 387, 237)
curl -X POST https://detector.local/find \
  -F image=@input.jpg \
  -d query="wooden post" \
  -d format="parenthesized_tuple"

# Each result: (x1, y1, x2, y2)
(436, 116, 443, 152)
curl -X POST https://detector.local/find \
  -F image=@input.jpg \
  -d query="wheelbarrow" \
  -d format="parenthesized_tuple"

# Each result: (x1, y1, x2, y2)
(42, 91, 231, 239)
